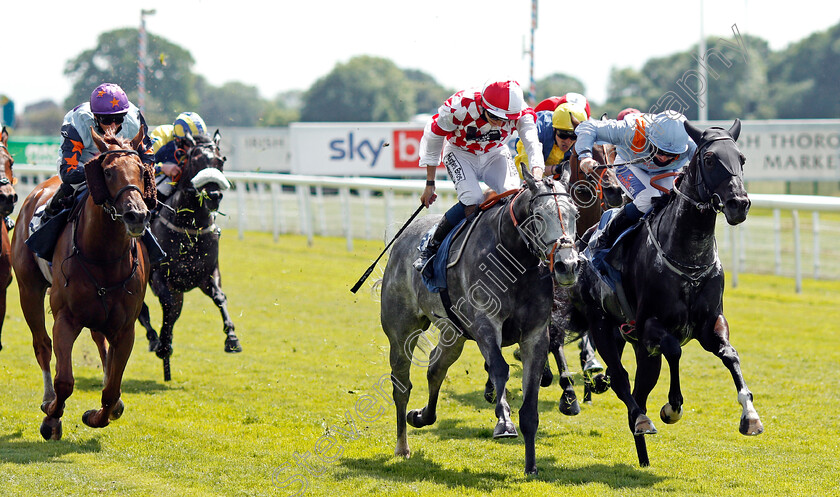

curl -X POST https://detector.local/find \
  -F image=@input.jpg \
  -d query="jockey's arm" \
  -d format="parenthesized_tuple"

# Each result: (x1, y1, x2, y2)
(514, 113, 544, 180)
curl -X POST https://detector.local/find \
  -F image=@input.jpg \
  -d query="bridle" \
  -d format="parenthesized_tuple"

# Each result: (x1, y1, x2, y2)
(508, 180, 575, 267)
(673, 135, 740, 213)
(96, 149, 148, 220)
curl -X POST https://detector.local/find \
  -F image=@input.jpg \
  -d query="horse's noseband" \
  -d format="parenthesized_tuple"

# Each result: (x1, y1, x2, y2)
(98, 149, 148, 219)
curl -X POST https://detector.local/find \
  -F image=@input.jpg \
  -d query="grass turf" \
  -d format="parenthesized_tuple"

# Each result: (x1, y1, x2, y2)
(0, 232, 837, 496)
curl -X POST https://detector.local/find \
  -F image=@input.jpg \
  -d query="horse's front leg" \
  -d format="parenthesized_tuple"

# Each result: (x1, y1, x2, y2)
(697, 314, 763, 436)
(549, 325, 579, 415)
(518, 324, 550, 475)
(40, 314, 82, 440)
(657, 331, 684, 425)
(589, 315, 653, 437)
(406, 333, 466, 429)
(475, 328, 516, 440)
(154, 285, 184, 360)
(83, 325, 134, 428)
(137, 302, 160, 352)
(199, 268, 240, 353)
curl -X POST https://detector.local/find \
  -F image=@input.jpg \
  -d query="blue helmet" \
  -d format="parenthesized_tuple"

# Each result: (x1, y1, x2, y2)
(646, 111, 690, 155)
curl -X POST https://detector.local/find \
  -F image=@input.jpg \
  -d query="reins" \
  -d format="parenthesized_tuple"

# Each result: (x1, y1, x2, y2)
(507, 182, 574, 269)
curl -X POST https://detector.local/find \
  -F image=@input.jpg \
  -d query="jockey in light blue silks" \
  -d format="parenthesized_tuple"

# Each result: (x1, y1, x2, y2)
(574, 110, 697, 253)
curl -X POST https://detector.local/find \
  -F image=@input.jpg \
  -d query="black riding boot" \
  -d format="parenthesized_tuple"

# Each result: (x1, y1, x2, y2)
(589, 205, 639, 254)
(413, 215, 456, 272)
(4, 217, 13, 231)
(141, 229, 168, 265)
(45, 182, 75, 218)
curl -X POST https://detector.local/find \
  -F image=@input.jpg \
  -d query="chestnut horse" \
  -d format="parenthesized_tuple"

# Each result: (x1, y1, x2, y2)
(12, 128, 156, 440)
(0, 127, 18, 351)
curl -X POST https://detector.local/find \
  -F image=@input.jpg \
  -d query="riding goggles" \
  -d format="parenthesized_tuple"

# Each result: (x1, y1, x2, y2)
(555, 130, 577, 140)
(96, 113, 126, 125)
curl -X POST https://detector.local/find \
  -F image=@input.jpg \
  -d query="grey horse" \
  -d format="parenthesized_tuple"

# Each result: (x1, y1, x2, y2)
(378, 170, 579, 475)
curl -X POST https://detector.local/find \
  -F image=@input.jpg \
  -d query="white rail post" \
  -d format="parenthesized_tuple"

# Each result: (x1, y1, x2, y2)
(362, 189, 372, 240)
(236, 181, 246, 240)
(792, 209, 801, 293)
(340, 187, 353, 251)
(730, 224, 739, 288)
(813, 211, 820, 280)
(773, 209, 782, 275)
(314, 185, 327, 236)
(270, 182, 280, 242)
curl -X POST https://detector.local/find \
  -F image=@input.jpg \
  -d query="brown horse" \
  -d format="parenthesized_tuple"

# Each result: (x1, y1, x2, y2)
(0, 127, 18, 351)
(11, 128, 156, 440)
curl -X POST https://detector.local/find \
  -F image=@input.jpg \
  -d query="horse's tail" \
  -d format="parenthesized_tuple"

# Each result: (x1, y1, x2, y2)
(370, 277, 383, 302)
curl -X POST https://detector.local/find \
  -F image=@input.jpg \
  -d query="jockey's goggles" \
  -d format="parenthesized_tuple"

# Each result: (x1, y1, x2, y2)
(555, 129, 577, 140)
(96, 113, 126, 125)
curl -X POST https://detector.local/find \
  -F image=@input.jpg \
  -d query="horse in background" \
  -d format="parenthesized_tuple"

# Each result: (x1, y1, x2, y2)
(379, 170, 579, 475)
(0, 127, 18, 351)
(138, 130, 239, 382)
(576, 119, 763, 466)
(11, 128, 155, 440)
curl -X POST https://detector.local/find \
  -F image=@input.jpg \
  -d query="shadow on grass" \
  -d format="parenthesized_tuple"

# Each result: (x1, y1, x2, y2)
(336, 452, 510, 492)
(73, 376, 177, 394)
(445, 389, 563, 416)
(0, 430, 101, 464)
(337, 452, 663, 491)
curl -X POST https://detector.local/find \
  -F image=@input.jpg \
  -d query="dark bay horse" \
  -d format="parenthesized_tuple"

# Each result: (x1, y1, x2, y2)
(0, 127, 18, 351)
(576, 119, 763, 466)
(546, 143, 623, 414)
(380, 170, 579, 475)
(138, 131, 239, 381)
(12, 128, 155, 440)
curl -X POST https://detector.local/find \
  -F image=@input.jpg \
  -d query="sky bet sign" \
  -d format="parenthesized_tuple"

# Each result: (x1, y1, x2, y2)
(290, 123, 435, 177)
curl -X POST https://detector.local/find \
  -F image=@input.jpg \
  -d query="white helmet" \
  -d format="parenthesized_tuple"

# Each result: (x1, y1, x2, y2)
(481, 80, 528, 120)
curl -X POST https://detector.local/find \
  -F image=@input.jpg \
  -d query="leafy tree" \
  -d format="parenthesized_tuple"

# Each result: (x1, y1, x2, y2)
(18, 100, 64, 136)
(300, 56, 415, 122)
(196, 79, 265, 127)
(259, 91, 303, 127)
(535, 73, 586, 103)
(63, 28, 199, 125)
(768, 22, 840, 118)
(403, 69, 453, 116)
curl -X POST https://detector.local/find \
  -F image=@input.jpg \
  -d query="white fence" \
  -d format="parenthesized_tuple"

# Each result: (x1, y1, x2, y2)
(13, 166, 840, 292)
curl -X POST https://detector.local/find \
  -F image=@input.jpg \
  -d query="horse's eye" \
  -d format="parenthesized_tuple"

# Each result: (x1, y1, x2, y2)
(104, 168, 113, 179)
(739, 153, 746, 166)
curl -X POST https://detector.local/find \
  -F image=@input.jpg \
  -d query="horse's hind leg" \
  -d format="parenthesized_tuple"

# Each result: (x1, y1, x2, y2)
(199, 268, 240, 353)
(83, 326, 134, 428)
(19, 284, 54, 410)
(407, 332, 466, 429)
(154, 287, 183, 360)
(383, 317, 428, 458)
(697, 314, 763, 436)
(137, 302, 160, 352)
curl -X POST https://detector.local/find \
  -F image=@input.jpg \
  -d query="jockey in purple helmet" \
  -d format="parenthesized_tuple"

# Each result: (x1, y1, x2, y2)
(28, 83, 165, 262)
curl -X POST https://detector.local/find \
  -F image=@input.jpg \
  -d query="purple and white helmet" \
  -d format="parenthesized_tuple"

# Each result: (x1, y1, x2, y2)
(90, 83, 130, 115)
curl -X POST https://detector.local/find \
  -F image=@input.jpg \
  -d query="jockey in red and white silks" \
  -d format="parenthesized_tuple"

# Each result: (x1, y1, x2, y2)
(413, 80, 545, 272)
(418, 82, 545, 206)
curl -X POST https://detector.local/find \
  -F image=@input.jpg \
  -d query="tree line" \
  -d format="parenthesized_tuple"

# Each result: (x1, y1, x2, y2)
(16, 22, 840, 135)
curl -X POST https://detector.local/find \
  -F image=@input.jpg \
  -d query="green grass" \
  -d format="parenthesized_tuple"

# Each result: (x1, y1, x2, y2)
(0, 233, 838, 496)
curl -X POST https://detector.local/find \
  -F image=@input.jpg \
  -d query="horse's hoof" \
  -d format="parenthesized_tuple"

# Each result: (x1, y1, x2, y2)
(540, 368, 554, 387)
(592, 374, 611, 394)
(740, 416, 764, 436)
(484, 385, 496, 404)
(224, 337, 242, 353)
(493, 420, 518, 439)
(155, 344, 172, 359)
(406, 408, 433, 428)
(148, 338, 160, 353)
(660, 403, 682, 424)
(394, 444, 411, 459)
(40, 417, 62, 440)
(524, 467, 538, 476)
(559, 396, 581, 416)
(82, 409, 108, 428)
(109, 399, 125, 420)
(634, 415, 657, 435)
